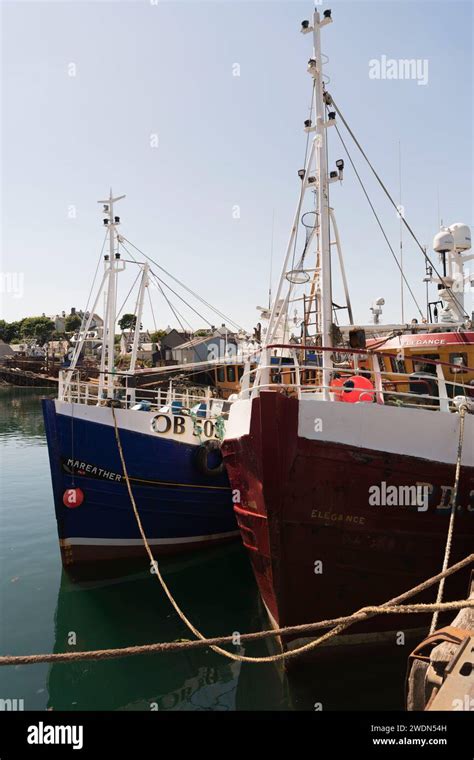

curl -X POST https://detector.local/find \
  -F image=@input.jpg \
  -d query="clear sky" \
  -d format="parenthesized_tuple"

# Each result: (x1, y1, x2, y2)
(1, 0, 472, 332)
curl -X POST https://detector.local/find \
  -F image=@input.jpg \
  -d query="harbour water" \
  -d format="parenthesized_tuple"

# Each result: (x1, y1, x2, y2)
(0, 388, 409, 711)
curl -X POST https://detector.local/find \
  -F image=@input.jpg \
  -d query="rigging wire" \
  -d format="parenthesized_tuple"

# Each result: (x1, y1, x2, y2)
(149, 272, 194, 335)
(78, 229, 108, 335)
(331, 115, 425, 320)
(330, 97, 469, 320)
(284, 81, 317, 341)
(147, 285, 158, 336)
(118, 241, 193, 334)
(119, 235, 245, 333)
(115, 268, 142, 324)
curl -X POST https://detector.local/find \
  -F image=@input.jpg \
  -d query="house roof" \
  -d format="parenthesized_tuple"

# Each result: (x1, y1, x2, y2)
(0, 340, 15, 358)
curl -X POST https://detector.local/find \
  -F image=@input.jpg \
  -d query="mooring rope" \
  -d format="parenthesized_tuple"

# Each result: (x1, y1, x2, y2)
(430, 404, 467, 634)
(111, 407, 473, 664)
(1, 408, 471, 669)
(0, 595, 472, 667)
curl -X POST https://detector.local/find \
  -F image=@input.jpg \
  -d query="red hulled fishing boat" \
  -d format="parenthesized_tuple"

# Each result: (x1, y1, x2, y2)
(222, 7, 474, 650)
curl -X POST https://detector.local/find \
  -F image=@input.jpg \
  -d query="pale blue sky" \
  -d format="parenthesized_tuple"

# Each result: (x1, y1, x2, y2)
(1, 0, 472, 331)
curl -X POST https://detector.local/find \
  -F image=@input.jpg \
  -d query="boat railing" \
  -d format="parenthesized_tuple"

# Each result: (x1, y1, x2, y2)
(57, 371, 230, 419)
(237, 343, 474, 413)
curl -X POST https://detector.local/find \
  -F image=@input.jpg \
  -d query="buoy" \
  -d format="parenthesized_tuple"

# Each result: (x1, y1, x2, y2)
(341, 375, 375, 403)
(329, 376, 346, 400)
(63, 488, 84, 508)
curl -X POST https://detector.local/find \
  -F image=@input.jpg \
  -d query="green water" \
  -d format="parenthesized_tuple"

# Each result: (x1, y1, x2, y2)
(0, 388, 407, 711)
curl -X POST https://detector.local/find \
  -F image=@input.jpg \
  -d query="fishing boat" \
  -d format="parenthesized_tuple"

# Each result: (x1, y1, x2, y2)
(43, 192, 247, 577)
(221, 8, 474, 651)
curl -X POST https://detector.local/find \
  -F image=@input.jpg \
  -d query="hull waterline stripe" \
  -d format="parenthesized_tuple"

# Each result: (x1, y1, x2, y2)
(60, 531, 240, 547)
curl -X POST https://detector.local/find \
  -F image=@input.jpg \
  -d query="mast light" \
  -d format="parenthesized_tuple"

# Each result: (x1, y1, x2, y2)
(298, 169, 306, 180)
(301, 20, 313, 34)
(319, 9, 333, 27)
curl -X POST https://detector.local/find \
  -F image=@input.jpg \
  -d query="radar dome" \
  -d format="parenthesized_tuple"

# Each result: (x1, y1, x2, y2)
(449, 223, 471, 251)
(433, 228, 454, 254)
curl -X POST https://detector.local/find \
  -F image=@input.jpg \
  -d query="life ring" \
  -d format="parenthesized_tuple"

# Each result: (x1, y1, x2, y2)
(330, 376, 346, 400)
(195, 439, 225, 477)
(341, 375, 375, 403)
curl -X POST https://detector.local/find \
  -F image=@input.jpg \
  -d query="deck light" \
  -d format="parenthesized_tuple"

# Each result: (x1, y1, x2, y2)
(324, 10, 332, 19)
(298, 169, 306, 180)
(304, 119, 312, 128)
(103, 219, 109, 225)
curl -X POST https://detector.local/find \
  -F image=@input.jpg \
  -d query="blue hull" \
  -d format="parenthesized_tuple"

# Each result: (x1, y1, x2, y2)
(42, 399, 237, 575)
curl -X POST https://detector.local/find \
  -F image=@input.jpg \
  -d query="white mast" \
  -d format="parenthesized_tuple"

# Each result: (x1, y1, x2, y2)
(129, 262, 150, 374)
(254, 9, 335, 395)
(97, 190, 126, 399)
(312, 8, 333, 397)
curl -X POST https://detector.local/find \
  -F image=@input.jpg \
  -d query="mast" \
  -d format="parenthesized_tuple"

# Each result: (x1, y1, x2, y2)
(310, 8, 333, 397)
(98, 190, 126, 399)
(129, 262, 150, 374)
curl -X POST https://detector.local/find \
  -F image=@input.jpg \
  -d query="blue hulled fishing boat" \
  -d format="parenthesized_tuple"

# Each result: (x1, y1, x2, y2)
(43, 192, 242, 577)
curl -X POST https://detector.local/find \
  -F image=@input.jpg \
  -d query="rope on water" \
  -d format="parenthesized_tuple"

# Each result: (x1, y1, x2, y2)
(1, 407, 471, 668)
(0, 585, 472, 667)
(84, 408, 474, 663)
(430, 404, 467, 634)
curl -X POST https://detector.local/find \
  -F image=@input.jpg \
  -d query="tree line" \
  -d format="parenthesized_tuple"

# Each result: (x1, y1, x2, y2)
(0, 314, 82, 345)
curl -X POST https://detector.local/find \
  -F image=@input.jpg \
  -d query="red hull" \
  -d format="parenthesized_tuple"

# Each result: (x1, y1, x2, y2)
(222, 392, 474, 646)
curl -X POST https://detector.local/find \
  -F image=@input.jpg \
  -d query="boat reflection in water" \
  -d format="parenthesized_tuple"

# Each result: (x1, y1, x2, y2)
(47, 543, 290, 711)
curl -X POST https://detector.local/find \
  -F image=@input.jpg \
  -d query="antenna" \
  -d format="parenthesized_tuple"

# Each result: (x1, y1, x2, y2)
(398, 141, 405, 323)
(268, 208, 275, 309)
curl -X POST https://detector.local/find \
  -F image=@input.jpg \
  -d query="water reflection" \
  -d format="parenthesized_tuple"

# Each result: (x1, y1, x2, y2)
(48, 544, 291, 711)
(0, 388, 55, 445)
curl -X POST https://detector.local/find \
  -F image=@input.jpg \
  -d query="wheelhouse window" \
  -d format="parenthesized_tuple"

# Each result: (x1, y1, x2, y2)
(390, 356, 406, 374)
(449, 352, 468, 374)
(412, 354, 438, 375)
(227, 366, 236, 383)
(217, 367, 225, 383)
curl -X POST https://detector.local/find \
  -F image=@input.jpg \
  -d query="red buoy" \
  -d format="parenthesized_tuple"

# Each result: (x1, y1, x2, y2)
(329, 376, 346, 401)
(63, 488, 84, 508)
(341, 375, 375, 404)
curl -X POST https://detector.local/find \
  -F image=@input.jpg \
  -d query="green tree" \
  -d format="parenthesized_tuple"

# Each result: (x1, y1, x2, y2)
(150, 329, 167, 342)
(118, 313, 137, 331)
(0, 320, 21, 343)
(20, 316, 55, 344)
(65, 313, 82, 332)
